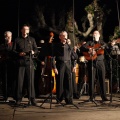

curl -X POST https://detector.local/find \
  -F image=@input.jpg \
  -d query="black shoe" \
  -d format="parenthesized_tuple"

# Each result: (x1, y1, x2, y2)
(31, 99, 37, 106)
(56, 100, 62, 104)
(65, 99, 73, 105)
(16, 100, 21, 105)
(66, 101, 73, 105)
(56, 98, 63, 104)
(3, 97, 8, 102)
(102, 97, 109, 101)
(88, 97, 95, 102)
(73, 93, 80, 99)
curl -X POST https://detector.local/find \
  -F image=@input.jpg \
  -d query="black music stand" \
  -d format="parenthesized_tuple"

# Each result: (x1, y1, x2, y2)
(116, 52, 120, 93)
(109, 56, 113, 103)
(79, 60, 97, 106)
(111, 49, 120, 93)
(109, 48, 120, 103)
(38, 43, 64, 109)
(79, 49, 98, 106)
(104, 48, 114, 104)
(78, 60, 89, 97)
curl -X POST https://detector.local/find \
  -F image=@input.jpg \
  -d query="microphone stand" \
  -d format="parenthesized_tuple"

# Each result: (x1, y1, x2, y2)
(79, 41, 97, 106)
(109, 56, 113, 103)
(90, 50, 97, 106)
(104, 49, 113, 103)
(115, 48, 120, 93)
(78, 60, 89, 97)
(27, 35, 32, 106)
(28, 51, 32, 106)
(68, 47, 79, 109)
(88, 40, 97, 106)
(39, 43, 64, 109)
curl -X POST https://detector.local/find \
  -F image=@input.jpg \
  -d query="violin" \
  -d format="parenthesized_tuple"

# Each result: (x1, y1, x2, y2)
(111, 38, 120, 46)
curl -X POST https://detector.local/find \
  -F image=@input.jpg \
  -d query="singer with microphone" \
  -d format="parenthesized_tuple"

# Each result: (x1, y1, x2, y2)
(52, 31, 76, 105)
(81, 30, 109, 102)
(13, 24, 38, 106)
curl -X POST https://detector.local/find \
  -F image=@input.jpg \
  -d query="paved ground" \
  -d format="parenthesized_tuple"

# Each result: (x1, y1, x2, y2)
(1, 94, 120, 120)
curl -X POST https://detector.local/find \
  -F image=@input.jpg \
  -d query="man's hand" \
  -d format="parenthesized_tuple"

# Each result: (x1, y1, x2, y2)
(31, 50, 34, 55)
(41, 61, 45, 65)
(72, 67, 76, 72)
(88, 48, 96, 56)
(54, 68, 58, 75)
(111, 40, 116, 46)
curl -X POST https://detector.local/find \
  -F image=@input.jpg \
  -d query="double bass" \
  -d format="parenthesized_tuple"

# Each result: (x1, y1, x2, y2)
(39, 32, 56, 95)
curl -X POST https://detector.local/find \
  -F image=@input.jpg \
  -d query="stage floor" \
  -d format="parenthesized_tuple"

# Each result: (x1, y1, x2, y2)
(0, 94, 120, 120)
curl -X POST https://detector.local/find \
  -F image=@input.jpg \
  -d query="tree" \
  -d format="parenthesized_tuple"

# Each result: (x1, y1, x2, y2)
(29, 0, 110, 46)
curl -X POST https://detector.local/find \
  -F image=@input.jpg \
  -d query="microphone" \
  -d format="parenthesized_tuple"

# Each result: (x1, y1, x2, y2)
(5, 38, 8, 43)
(29, 41, 31, 44)
(26, 33, 31, 44)
(64, 38, 67, 41)
(65, 39, 71, 51)
(93, 36, 95, 41)
(26, 33, 29, 36)
(77, 47, 80, 53)
(66, 39, 71, 45)
(28, 39, 31, 44)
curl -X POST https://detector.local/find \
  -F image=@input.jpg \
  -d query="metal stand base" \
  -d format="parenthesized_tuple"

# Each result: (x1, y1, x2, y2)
(39, 93, 64, 109)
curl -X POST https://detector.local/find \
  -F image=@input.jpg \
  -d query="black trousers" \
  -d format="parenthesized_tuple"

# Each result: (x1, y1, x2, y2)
(87, 60, 107, 98)
(0, 61, 16, 100)
(56, 61, 73, 102)
(17, 61, 35, 101)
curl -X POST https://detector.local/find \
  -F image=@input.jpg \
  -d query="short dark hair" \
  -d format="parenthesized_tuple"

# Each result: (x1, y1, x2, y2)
(21, 24, 31, 30)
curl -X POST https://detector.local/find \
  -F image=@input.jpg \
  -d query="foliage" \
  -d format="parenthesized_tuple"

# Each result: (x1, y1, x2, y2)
(85, 4, 94, 15)
(109, 26, 120, 41)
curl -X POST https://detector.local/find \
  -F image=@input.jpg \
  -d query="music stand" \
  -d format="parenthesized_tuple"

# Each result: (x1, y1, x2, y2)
(81, 60, 97, 106)
(79, 60, 89, 97)
(116, 52, 120, 93)
(81, 50, 98, 106)
(104, 48, 114, 104)
(109, 48, 120, 103)
(112, 49, 120, 93)
(38, 43, 64, 109)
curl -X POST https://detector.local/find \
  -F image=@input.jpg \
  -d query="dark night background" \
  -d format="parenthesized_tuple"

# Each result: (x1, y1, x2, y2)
(0, 0, 119, 43)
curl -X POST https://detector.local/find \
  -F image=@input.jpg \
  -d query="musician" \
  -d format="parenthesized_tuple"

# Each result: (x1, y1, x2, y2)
(36, 33, 55, 96)
(110, 38, 120, 92)
(76, 41, 88, 96)
(81, 30, 109, 102)
(0, 31, 16, 101)
(110, 38, 120, 57)
(67, 39, 79, 98)
(34, 39, 46, 96)
(53, 31, 74, 104)
(13, 24, 38, 106)
(71, 45, 80, 98)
